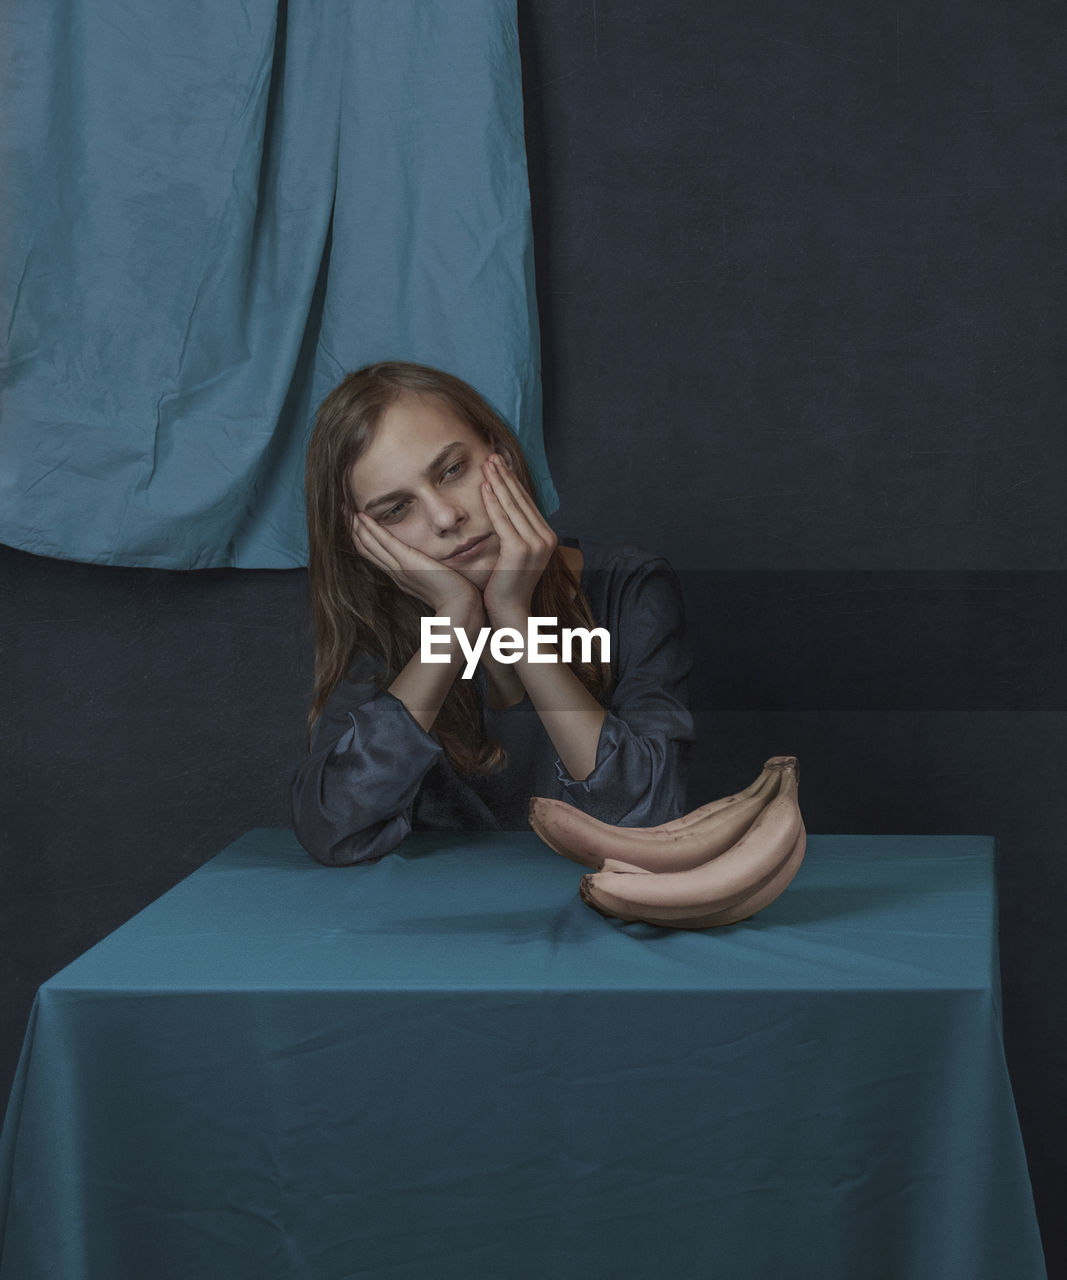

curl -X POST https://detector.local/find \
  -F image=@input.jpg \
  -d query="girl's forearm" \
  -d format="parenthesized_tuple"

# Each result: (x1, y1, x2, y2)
(509, 652, 607, 781)
(388, 602, 485, 734)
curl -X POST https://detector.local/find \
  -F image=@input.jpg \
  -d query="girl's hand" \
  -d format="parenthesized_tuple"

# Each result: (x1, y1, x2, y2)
(351, 511, 484, 624)
(480, 454, 557, 629)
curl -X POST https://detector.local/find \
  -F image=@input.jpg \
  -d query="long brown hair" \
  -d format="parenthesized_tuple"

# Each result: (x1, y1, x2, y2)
(304, 361, 608, 774)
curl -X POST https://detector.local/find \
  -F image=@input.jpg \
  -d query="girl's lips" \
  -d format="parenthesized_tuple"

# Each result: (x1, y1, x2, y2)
(445, 533, 492, 562)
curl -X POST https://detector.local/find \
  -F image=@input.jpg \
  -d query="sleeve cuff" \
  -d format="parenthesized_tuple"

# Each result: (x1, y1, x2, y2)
(553, 713, 621, 793)
(551, 712, 686, 826)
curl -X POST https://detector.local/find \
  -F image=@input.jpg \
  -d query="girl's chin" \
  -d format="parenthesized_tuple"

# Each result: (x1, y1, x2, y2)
(452, 539, 498, 588)
(456, 562, 495, 590)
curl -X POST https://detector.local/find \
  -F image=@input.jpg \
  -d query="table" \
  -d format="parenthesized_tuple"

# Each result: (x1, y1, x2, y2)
(0, 831, 1047, 1279)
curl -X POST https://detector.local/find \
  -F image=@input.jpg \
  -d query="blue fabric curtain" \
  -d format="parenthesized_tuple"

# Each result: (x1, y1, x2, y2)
(0, 1, 550, 569)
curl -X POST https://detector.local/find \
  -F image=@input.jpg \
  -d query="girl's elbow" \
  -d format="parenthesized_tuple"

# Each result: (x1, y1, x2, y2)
(297, 810, 411, 868)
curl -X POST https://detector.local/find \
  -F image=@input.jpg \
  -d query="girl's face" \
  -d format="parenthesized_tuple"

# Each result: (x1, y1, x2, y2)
(346, 390, 500, 588)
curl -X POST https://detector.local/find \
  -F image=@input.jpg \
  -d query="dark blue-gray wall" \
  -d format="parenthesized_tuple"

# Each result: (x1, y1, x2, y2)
(2, 1, 1062, 1271)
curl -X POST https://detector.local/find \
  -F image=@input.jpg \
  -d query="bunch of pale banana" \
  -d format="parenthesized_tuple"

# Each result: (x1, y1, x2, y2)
(527, 756, 806, 929)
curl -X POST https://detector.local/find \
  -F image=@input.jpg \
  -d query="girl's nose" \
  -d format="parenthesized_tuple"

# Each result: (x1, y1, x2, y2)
(428, 496, 466, 535)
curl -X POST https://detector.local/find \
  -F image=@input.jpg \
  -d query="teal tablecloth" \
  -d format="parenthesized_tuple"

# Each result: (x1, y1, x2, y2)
(0, 831, 1046, 1279)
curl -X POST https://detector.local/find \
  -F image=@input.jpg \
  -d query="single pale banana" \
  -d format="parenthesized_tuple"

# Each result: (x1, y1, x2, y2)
(529, 780, 777, 871)
(527, 758, 791, 872)
(602, 825, 807, 929)
(659, 757, 795, 833)
(578, 764, 803, 927)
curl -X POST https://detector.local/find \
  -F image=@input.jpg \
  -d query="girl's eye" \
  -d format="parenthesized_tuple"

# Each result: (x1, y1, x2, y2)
(383, 460, 460, 519)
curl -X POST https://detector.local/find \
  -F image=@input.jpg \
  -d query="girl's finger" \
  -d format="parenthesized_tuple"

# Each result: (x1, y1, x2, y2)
(488, 456, 550, 534)
(485, 478, 538, 562)
(353, 513, 403, 572)
(481, 480, 522, 550)
(352, 534, 394, 574)
(357, 511, 455, 580)
(360, 511, 424, 562)
(484, 459, 543, 545)
(485, 458, 553, 550)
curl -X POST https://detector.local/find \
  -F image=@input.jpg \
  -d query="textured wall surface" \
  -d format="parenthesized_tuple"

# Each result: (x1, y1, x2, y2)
(2, 1, 1062, 1272)
(516, 4, 1064, 1269)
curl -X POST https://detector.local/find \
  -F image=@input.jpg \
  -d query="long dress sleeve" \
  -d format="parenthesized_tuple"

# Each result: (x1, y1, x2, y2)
(290, 652, 446, 866)
(552, 553, 694, 826)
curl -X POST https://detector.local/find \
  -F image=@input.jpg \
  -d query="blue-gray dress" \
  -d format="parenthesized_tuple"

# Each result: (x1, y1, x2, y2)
(290, 540, 694, 865)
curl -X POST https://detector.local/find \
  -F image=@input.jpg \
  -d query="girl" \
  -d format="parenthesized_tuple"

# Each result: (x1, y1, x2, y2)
(291, 361, 693, 865)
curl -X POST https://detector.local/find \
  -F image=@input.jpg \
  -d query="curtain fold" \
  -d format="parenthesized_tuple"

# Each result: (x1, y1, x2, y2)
(0, 0, 550, 569)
